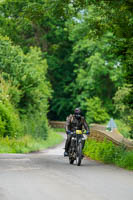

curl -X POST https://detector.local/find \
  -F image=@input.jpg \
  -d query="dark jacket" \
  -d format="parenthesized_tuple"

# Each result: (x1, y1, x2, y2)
(65, 114, 90, 133)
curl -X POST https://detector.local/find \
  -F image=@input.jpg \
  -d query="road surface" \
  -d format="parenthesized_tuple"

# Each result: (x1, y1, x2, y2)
(0, 133, 133, 200)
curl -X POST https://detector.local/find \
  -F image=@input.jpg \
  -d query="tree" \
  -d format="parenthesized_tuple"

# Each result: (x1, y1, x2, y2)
(65, 5, 124, 116)
(0, 0, 132, 124)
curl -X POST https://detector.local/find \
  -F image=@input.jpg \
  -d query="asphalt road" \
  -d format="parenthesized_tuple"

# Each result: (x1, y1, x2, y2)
(0, 133, 133, 200)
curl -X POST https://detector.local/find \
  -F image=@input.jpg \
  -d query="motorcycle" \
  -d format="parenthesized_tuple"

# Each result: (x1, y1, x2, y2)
(68, 129, 87, 166)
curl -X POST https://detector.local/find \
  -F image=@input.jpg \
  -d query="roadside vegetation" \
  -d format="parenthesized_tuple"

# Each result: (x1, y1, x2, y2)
(84, 138, 133, 170)
(53, 128, 65, 133)
(115, 120, 131, 138)
(0, 130, 63, 154)
(0, 35, 54, 152)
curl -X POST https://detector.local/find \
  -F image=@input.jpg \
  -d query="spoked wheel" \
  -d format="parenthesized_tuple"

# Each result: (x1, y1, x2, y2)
(76, 142, 82, 166)
(68, 148, 75, 165)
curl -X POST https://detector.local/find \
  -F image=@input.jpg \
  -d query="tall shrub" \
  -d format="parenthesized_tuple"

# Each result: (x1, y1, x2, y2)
(0, 35, 51, 138)
(0, 76, 22, 137)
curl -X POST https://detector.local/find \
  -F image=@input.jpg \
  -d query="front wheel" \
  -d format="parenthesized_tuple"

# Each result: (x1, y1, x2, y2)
(76, 142, 82, 166)
(68, 146, 75, 165)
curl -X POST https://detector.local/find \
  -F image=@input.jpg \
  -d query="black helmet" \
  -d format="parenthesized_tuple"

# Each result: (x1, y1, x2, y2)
(74, 108, 81, 119)
(74, 108, 81, 114)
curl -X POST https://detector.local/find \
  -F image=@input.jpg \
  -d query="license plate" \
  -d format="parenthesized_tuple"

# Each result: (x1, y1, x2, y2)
(76, 130, 82, 134)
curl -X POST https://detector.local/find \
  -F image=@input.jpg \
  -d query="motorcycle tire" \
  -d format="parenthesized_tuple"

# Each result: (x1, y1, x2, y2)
(76, 142, 82, 166)
(68, 146, 74, 165)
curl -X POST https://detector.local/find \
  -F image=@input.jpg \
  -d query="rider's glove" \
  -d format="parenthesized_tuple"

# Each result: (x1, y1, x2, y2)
(86, 131, 90, 135)
(66, 130, 71, 135)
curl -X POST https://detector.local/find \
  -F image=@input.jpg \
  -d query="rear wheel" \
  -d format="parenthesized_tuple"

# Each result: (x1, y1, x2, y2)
(76, 142, 82, 166)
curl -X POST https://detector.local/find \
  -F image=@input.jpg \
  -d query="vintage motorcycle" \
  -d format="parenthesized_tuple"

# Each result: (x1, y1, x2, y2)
(68, 130, 87, 166)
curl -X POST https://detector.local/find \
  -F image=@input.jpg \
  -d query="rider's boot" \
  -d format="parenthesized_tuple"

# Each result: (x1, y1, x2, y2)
(64, 151, 68, 157)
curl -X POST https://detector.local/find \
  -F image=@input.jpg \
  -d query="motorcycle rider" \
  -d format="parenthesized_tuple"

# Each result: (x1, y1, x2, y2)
(64, 108, 90, 157)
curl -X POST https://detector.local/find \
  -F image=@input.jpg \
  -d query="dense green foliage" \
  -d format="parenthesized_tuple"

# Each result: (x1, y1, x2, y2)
(84, 138, 133, 170)
(81, 97, 109, 124)
(0, 102, 22, 138)
(0, 35, 51, 139)
(114, 85, 133, 137)
(115, 120, 131, 138)
(0, 75, 22, 137)
(0, 0, 132, 138)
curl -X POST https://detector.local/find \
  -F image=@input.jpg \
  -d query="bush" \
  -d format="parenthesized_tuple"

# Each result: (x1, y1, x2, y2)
(128, 113, 133, 138)
(84, 138, 116, 163)
(116, 151, 133, 170)
(22, 112, 49, 140)
(84, 138, 133, 170)
(0, 102, 22, 138)
(114, 84, 133, 138)
(115, 119, 131, 138)
(0, 35, 52, 138)
(0, 76, 22, 137)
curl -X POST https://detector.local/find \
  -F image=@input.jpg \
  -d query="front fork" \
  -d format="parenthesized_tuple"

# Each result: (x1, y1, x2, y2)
(76, 136, 85, 156)
(77, 135, 85, 146)
(70, 135, 86, 158)
(70, 137, 76, 158)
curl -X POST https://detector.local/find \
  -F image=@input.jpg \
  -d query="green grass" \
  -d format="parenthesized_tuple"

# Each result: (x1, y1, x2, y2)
(53, 128, 65, 132)
(84, 138, 133, 170)
(0, 129, 63, 154)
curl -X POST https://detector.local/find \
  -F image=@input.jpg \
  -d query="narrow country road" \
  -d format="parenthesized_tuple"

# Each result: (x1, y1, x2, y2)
(0, 133, 133, 200)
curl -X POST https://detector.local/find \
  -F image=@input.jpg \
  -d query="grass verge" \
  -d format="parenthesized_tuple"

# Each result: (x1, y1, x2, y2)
(83, 138, 133, 170)
(0, 129, 63, 154)
(52, 128, 65, 132)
